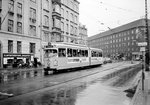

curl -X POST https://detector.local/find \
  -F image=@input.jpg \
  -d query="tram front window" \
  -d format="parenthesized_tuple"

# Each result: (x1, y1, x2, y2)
(44, 49, 57, 58)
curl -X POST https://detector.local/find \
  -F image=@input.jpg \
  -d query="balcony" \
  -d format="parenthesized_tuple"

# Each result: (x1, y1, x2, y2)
(52, 11, 61, 18)
(43, 25, 49, 30)
(52, 27, 61, 34)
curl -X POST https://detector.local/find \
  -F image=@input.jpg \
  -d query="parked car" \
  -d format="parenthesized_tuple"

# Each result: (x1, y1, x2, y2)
(103, 57, 112, 64)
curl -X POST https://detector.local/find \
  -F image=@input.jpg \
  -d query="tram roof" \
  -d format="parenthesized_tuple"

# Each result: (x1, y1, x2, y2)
(45, 42, 89, 49)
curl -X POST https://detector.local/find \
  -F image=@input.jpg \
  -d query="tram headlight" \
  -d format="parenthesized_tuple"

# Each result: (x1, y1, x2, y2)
(54, 60, 58, 66)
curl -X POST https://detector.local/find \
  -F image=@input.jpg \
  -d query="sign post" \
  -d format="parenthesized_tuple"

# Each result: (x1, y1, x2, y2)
(138, 42, 147, 91)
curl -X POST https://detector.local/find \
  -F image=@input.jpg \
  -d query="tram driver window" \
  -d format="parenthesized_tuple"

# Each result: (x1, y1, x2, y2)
(58, 48, 66, 57)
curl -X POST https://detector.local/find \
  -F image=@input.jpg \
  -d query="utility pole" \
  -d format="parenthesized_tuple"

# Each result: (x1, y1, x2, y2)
(145, 0, 150, 71)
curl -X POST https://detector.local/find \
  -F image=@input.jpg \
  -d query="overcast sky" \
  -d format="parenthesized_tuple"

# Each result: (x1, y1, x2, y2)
(78, 0, 150, 37)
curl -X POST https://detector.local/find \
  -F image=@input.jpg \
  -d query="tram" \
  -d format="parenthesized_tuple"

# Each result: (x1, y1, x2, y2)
(43, 42, 103, 74)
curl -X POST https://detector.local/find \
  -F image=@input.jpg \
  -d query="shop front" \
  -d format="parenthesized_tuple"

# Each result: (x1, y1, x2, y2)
(3, 53, 34, 68)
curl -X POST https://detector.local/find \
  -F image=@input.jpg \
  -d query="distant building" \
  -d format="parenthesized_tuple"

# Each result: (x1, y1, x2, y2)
(88, 19, 150, 60)
(79, 23, 88, 45)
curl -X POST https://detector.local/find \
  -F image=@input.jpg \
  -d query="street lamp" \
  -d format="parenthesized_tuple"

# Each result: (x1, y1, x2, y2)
(145, 0, 150, 71)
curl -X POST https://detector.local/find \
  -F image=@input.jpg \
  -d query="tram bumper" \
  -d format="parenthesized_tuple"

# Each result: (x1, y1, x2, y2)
(44, 67, 55, 75)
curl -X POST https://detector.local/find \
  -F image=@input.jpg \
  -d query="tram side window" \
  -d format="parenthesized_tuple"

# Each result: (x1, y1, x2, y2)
(73, 49, 78, 57)
(99, 52, 102, 57)
(81, 50, 85, 57)
(96, 51, 99, 57)
(91, 51, 98, 57)
(67, 48, 72, 57)
(78, 50, 81, 57)
(85, 50, 88, 57)
(92, 51, 94, 57)
(58, 48, 66, 57)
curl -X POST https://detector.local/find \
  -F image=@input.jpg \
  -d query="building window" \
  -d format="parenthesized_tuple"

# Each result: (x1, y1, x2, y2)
(70, 25, 73, 34)
(44, 15, 49, 27)
(30, 8, 36, 22)
(74, 27, 77, 35)
(8, 19, 14, 32)
(54, 18, 61, 28)
(30, 43, 35, 53)
(0, 17, 1, 30)
(61, 8, 64, 17)
(70, 13, 74, 21)
(17, 22, 22, 33)
(66, 24, 69, 32)
(43, 0, 49, 10)
(17, 2, 22, 15)
(8, 40, 13, 53)
(9, 0, 14, 12)
(53, 4, 60, 13)
(0, 0, 2, 10)
(17, 41, 21, 53)
(43, 32, 49, 42)
(61, 22, 64, 31)
(29, 25, 36, 36)
(75, 15, 77, 23)
(66, 11, 69, 19)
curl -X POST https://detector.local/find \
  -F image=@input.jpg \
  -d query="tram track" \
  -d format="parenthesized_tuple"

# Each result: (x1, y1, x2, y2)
(0, 62, 139, 103)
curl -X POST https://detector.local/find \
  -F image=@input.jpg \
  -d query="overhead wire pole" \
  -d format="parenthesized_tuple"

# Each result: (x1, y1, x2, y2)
(145, 0, 150, 71)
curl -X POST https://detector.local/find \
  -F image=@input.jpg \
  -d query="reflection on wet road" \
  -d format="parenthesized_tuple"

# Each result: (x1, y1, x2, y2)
(1, 78, 132, 105)
(0, 62, 141, 105)
(75, 82, 130, 105)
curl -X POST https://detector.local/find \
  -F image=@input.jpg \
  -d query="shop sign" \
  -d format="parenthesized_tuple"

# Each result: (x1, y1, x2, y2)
(3, 53, 32, 58)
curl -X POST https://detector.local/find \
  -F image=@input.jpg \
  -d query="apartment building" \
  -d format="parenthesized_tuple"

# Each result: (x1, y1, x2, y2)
(88, 19, 150, 60)
(0, 0, 81, 68)
(0, 0, 42, 68)
(60, 0, 80, 43)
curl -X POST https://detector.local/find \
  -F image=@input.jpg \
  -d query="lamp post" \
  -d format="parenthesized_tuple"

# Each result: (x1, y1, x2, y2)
(145, 0, 150, 71)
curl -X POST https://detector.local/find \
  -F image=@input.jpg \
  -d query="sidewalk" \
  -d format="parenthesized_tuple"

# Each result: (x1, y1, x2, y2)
(130, 72, 150, 105)
(0, 66, 44, 82)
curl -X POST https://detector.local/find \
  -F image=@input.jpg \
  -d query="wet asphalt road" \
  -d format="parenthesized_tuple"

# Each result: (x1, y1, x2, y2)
(0, 61, 141, 105)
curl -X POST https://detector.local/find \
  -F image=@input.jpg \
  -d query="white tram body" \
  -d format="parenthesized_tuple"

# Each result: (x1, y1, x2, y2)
(44, 42, 103, 72)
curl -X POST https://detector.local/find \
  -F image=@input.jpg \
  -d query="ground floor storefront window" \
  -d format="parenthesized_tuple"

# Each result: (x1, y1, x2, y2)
(3, 53, 33, 68)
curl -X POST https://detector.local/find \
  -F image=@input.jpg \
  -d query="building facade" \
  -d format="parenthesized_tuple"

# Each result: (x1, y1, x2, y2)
(79, 23, 87, 45)
(60, 0, 80, 43)
(88, 19, 150, 60)
(0, 0, 80, 68)
(0, 0, 42, 68)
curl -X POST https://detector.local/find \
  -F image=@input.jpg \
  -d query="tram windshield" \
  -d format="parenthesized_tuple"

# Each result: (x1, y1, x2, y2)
(44, 49, 57, 58)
